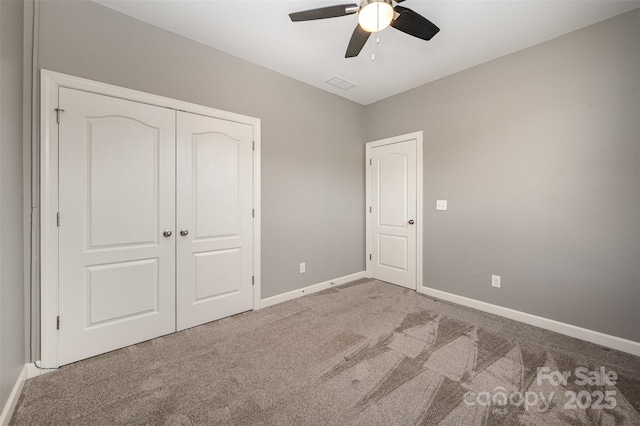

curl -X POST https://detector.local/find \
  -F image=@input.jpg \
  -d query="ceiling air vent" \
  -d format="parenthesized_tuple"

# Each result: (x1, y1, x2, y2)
(325, 76, 356, 91)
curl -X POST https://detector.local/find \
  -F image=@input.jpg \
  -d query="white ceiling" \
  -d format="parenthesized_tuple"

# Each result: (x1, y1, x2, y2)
(94, 0, 640, 105)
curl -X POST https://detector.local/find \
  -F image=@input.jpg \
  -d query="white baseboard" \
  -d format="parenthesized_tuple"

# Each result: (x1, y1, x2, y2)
(25, 362, 56, 379)
(255, 271, 366, 310)
(0, 365, 26, 426)
(0, 362, 56, 426)
(419, 286, 640, 357)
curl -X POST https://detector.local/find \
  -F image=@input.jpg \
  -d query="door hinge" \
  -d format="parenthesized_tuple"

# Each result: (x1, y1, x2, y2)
(252, 140, 255, 151)
(369, 206, 372, 213)
(252, 276, 255, 286)
(56, 212, 60, 227)
(56, 316, 60, 330)
(252, 209, 255, 218)
(369, 254, 372, 261)
(369, 159, 372, 166)
(55, 108, 64, 124)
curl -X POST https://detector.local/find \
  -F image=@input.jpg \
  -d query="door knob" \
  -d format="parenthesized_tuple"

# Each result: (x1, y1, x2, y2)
(163, 230, 172, 237)
(408, 220, 415, 225)
(180, 229, 189, 236)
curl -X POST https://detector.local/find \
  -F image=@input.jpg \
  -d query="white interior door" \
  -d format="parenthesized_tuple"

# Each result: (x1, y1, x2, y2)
(58, 88, 176, 365)
(370, 139, 417, 289)
(176, 111, 254, 331)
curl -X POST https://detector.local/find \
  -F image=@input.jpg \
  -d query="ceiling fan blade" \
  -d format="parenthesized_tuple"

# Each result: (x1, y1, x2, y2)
(289, 4, 358, 22)
(345, 24, 371, 58)
(391, 5, 440, 41)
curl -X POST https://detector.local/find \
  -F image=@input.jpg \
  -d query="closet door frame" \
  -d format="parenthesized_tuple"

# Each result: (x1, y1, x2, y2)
(40, 70, 262, 368)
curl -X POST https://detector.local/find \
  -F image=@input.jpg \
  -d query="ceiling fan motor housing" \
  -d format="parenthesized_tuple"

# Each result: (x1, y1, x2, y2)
(359, 0, 393, 10)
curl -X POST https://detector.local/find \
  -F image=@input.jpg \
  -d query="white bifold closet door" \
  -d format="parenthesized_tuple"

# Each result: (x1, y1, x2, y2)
(58, 88, 254, 366)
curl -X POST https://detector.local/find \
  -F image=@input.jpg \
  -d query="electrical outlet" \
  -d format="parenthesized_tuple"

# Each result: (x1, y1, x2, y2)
(299, 262, 306, 273)
(436, 200, 448, 211)
(492, 275, 501, 288)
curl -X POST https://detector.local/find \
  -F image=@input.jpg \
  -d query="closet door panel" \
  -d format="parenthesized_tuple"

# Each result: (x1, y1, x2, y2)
(176, 111, 254, 331)
(58, 88, 176, 366)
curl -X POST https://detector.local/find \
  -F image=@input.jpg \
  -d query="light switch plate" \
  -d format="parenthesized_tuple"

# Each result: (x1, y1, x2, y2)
(436, 200, 448, 211)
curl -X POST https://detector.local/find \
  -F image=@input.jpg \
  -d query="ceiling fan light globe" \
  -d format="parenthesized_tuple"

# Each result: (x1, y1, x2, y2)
(358, 0, 394, 33)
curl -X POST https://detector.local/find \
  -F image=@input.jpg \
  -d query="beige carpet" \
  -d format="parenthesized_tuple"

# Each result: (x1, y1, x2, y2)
(11, 279, 640, 425)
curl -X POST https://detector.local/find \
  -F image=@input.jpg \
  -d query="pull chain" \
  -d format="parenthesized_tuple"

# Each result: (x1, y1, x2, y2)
(372, 34, 380, 61)
(373, 2, 380, 61)
(372, 38, 375, 61)
(371, 3, 382, 61)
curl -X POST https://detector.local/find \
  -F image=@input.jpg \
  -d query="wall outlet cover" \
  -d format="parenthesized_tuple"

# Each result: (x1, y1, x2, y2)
(492, 275, 501, 288)
(436, 200, 448, 211)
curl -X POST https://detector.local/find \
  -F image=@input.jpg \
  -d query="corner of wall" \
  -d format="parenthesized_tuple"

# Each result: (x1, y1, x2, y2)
(0, 365, 27, 426)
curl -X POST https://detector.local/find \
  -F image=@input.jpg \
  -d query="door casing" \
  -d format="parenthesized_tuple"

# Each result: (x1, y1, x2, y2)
(40, 70, 262, 368)
(365, 131, 423, 291)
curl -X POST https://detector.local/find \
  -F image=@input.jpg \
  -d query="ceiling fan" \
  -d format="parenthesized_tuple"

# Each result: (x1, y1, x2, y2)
(289, 0, 440, 58)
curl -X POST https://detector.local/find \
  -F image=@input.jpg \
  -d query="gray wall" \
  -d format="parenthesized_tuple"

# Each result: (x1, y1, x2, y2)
(35, 0, 366, 300)
(1, 0, 26, 410)
(365, 10, 640, 342)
